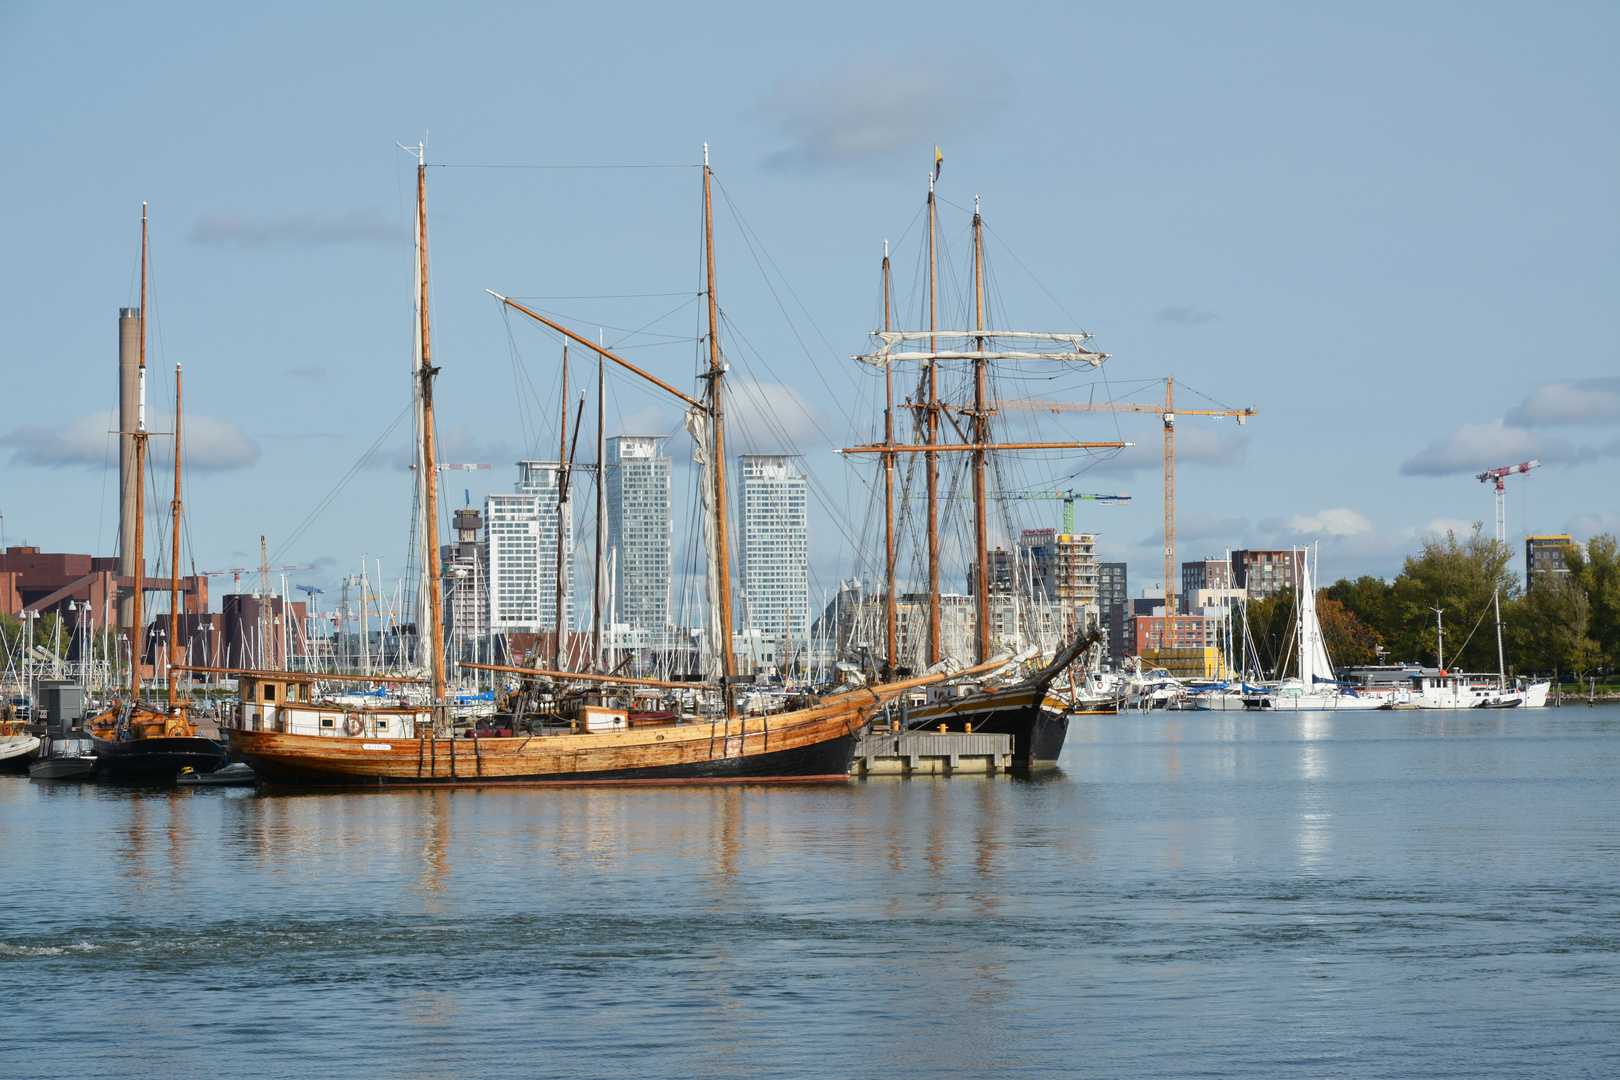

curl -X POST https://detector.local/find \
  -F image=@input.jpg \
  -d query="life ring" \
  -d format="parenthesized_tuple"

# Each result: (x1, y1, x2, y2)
(343, 715, 364, 736)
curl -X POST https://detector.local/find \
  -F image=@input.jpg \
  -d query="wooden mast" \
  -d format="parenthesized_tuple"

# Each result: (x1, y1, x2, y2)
(416, 153, 447, 722)
(1163, 377, 1175, 614)
(130, 204, 148, 702)
(594, 334, 606, 672)
(925, 178, 941, 665)
(971, 199, 990, 664)
(703, 146, 736, 704)
(882, 243, 897, 673)
(553, 347, 568, 672)
(168, 363, 183, 715)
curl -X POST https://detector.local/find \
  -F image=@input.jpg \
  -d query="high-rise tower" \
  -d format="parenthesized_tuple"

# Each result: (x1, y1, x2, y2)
(737, 454, 810, 655)
(605, 436, 672, 640)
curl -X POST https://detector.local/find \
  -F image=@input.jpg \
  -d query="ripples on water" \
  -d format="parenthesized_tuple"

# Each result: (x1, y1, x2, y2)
(3, 709, 1617, 1079)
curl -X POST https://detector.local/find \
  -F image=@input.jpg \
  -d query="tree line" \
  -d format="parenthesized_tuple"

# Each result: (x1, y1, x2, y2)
(1239, 528, 1617, 683)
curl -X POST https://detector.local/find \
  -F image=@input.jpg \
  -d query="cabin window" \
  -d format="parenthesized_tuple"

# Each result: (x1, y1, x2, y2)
(320, 715, 335, 728)
(264, 684, 277, 702)
(375, 720, 388, 732)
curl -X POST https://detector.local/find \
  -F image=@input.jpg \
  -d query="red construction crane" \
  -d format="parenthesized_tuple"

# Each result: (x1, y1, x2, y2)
(1476, 459, 1540, 545)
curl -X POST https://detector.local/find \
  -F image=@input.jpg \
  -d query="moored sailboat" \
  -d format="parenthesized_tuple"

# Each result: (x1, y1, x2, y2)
(224, 146, 996, 786)
(838, 180, 1127, 765)
(88, 207, 227, 781)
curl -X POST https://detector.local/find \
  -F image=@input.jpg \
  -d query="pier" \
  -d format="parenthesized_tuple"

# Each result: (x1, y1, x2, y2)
(852, 729, 1014, 775)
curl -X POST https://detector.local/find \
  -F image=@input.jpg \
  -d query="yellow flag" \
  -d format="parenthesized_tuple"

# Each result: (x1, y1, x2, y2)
(933, 145, 943, 181)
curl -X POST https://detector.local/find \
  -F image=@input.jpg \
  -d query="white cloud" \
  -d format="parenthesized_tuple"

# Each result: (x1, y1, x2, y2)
(760, 49, 1010, 170)
(726, 381, 830, 452)
(1155, 305, 1218, 325)
(1399, 517, 1479, 542)
(0, 410, 260, 471)
(1400, 417, 1620, 476)
(1082, 425, 1249, 477)
(1287, 508, 1374, 537)
(372, 425, 518, 472)
(613, 404, 675, 440)
(1567, 511, 1620, 542)
(1404, 377, 1620, 476)
(192, 209, 398, 247)
(1505, 377, 1620, 428)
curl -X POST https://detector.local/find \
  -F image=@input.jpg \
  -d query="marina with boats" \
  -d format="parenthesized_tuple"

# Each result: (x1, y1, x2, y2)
(0, 149, 1574, 791)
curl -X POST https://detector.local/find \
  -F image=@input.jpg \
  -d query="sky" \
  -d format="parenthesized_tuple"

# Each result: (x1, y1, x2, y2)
(1, 1, 1616, 617)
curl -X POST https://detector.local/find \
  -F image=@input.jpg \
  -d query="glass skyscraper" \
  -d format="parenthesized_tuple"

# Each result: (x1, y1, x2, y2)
(485, 461, 572, 635)
(737, 454, 810, 647)
(605, 436, 672, 637)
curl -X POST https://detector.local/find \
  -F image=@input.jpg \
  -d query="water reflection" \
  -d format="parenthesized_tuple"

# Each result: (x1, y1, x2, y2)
(7, 706, 1617, 1079)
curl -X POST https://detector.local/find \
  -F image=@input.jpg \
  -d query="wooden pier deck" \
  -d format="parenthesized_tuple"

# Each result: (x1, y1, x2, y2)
(851, 729, 1014, 775)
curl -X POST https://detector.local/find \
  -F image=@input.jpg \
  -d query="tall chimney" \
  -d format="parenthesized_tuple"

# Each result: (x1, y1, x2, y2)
(118, 307, 141, 631)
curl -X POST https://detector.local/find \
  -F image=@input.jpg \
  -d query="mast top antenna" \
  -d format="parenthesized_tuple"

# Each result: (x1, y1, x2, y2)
(703, 142, 709, 167)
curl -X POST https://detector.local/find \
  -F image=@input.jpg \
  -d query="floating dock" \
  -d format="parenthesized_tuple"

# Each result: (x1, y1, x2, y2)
(851, 729, 1014, 775)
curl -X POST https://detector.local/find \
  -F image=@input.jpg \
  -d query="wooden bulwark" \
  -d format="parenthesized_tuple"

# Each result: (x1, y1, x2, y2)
(225, 659, 1009, 788)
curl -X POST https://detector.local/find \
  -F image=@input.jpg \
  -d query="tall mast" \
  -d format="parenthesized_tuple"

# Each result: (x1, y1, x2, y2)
(1163, 377, 1176, 614)
(925, 176, 941, 665)
(971, 197, 990, 664)
(554, 347, 568, 672)
(417, 152, 447, 717)
(130, 205, 148, 702)
(704, 145, 736, 698)
(595, 334, 606, 672)
(168, 363, 182, 714)
(882, 242, 897, 673)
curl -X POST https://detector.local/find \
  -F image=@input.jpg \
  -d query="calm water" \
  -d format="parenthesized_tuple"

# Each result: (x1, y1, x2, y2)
(3, 707, 1618, 1079)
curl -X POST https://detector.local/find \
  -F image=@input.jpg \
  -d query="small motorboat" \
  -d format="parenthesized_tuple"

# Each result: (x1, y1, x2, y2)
(176, 762, 259, 787)
(0, 728, 42, 773)
(29, 744, 99, 781)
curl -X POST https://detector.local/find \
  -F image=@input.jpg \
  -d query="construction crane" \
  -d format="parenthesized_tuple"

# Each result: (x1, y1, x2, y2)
(1476, 459, 1540, 545)
(202, 562, 315, 585)
(996, 377, 1257, 613)
(295, 584, 324, 611)
(1005, 490, 1131, 533)
(409, 463, 492, 472)
(920, 490, 1131, 532)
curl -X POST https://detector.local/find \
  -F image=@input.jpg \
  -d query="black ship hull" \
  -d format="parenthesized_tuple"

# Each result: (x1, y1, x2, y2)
(93, 735, 229, 784)
(904, 688, 1069, 769)
(235, 732, 858, 788)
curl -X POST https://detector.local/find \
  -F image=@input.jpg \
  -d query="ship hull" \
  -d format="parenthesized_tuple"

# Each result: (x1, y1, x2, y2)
(904, 688, 1069, 769)
(230, 729, 856, 787)
(93, 735, 229, 784)
(29, 756, 98, 780)
(223, 692, 882, 788)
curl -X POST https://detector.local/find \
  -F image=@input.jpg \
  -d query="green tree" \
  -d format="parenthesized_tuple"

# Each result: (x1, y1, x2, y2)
(1388, 524, 1516, 671)
(1508, 578, 1600, 679)
(1566, 533, 1619, 671)
(1318, 596, 1383, 666)
(33, 612, 67, 657)
(1325, 575, 1397, 644)
(1244, 588, 1297, 678)
(0, 613, 20, 660)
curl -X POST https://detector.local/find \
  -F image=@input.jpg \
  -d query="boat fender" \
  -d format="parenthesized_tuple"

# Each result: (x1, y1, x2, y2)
(344, 716, 364, 736)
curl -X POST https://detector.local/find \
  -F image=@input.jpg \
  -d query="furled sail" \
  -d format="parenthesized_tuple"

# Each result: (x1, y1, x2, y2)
(686, 405, 723, 682)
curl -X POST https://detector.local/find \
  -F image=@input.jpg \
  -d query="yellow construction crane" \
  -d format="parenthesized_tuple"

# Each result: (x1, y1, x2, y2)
(996, 378, 1256, 613)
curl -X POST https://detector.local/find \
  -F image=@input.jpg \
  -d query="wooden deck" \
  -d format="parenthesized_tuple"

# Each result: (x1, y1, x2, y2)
(852, 729, 1015, 775)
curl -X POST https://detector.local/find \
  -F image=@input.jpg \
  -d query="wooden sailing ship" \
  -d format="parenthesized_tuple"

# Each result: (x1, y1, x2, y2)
(89, 206, 227, 782)
(838, 181, 1126, 766)
(221, 146, 999, 787)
